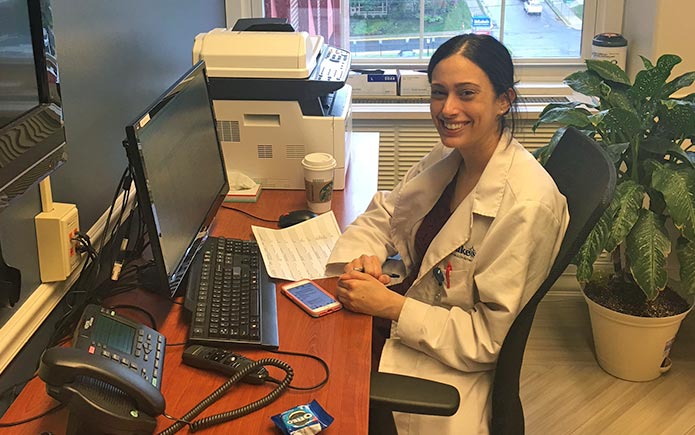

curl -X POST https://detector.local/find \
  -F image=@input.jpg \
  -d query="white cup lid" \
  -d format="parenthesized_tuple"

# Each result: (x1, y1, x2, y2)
(302, 153, 336, 170)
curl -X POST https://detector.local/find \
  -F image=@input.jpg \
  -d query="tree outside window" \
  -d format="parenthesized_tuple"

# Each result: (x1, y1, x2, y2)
(263, 0, 585, 62)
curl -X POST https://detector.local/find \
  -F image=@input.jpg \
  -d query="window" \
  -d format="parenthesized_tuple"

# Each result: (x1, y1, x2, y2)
(231, 0, 624, 82)
(347, 0, 583, 60)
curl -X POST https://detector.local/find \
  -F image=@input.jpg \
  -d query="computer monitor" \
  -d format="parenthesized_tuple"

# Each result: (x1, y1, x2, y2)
(124, 61, 228, 297)
(0, 0, 66, 211)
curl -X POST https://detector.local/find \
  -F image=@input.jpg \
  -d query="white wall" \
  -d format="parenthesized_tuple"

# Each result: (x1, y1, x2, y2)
(225, 0, 263, 25)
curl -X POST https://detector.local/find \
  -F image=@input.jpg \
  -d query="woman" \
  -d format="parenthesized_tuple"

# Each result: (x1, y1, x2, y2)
(327, 34, 569, 434)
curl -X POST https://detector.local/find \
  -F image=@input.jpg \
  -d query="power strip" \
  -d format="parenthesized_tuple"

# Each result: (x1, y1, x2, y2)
(1, 183, 136, 375)
(34, 177, 81, 282)
(35, 202, 80, 282)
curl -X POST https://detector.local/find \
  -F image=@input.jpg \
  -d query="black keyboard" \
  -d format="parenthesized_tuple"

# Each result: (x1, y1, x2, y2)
(184, 237, 279, 349)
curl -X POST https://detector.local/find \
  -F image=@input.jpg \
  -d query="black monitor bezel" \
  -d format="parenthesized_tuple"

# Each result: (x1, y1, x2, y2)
(123, 61, 229, 297)
(0, 0, 66, 210)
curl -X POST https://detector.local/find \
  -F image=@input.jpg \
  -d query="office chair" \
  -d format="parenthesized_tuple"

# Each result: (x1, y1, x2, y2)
(368, 126, 617, 435)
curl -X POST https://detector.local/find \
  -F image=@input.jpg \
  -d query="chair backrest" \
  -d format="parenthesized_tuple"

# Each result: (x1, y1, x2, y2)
(490, 127, 616, 435)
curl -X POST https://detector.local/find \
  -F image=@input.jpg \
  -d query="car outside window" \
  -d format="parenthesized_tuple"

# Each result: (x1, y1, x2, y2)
(232, 0, 622, 82)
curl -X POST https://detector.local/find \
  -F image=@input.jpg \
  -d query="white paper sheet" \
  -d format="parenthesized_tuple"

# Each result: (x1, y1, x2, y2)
(251, 211, 342, 281)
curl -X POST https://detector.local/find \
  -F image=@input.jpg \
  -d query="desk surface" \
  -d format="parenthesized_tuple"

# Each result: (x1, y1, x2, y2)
(1, 132, 379, 434)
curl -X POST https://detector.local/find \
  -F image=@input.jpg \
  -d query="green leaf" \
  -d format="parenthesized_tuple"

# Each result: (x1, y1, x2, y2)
(605, 180, 644, 252)
(605, 142, 630, 165)
(654, 100, 695, 139)
(626, 209, 671, 301)
(533, 102, 587, 130)
(677, 236, 695, 297)
(604, 87, 635, 112)
(586, 59, 631, 85)
(563, 70, 604, 97)
(589, 108, 642, 142)
(574, 208, 613, 282)
(661, 72, 695, 98)
(536, 101, 584, 119)
(640, 55, 655, 70)
(652, 164, 695, 241)
(630, 54, 682, 102)
(532, 127, 566, 164)
(536, 106, 593, 129)
(640, 137, 693, 165)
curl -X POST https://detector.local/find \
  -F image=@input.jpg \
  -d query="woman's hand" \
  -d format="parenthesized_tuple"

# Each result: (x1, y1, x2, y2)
(344, 255, 392, 285)
(337, 270, 405, 321)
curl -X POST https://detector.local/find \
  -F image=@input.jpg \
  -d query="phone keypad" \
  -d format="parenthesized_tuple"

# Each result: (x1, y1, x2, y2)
(73, 305, 165, 390)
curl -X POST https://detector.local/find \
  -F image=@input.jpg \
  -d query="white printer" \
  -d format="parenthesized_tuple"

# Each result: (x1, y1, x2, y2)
(192, 26, 352, 189)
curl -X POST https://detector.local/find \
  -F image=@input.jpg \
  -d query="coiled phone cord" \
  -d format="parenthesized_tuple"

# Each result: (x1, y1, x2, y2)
(158, 358, 294, 434)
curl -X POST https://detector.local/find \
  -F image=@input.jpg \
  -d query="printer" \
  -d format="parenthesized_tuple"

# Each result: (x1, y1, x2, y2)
(192, 27, 352, 190)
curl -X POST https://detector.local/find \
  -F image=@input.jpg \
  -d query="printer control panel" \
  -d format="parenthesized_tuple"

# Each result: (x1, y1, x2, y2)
(315, 46, 351, 83)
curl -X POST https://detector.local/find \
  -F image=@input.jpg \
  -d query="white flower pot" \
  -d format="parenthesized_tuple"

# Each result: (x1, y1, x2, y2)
(583, 292, 692, 382)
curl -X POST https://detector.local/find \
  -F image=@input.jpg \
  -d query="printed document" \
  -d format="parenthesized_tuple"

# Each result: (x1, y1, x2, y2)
(252, 211, 342, 281)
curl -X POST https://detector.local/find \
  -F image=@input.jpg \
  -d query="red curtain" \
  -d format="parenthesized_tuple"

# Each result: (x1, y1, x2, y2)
(263, 0, 343, 47)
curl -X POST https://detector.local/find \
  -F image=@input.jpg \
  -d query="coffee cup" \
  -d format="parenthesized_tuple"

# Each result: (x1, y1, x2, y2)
(301, 153, 336, 213)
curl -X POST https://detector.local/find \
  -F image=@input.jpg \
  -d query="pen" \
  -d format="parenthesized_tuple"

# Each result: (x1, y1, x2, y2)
(352, 267, 400, 279)
(445, 261, 452, 289)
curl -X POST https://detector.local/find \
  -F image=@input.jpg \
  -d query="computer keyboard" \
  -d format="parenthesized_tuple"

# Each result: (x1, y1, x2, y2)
(184, 236, 279, 349)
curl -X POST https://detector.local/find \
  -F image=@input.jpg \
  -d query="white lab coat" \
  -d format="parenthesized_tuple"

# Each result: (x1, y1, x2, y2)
(327, 130, 569, 435)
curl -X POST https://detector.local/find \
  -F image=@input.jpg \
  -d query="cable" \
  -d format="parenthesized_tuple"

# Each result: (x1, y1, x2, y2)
(0, 404, 65, 428)
(162, 413, 191, 428)
(219, 204, 278, 223)
(158, 358, 293, 435)
(109, 169, 135, 281)
(0, 374, 37, 402)
(267, 349, 330, 391)
(48, 233, 102, 346)
(47, 165, 134, 348)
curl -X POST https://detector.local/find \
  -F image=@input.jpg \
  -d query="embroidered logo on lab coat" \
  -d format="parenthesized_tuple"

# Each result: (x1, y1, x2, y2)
(454, 244, 476, 261)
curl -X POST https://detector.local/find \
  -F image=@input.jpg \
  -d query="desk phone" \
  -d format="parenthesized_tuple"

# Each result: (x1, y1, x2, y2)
(38, 304, 166, 435)
(72, 304, 166, 387)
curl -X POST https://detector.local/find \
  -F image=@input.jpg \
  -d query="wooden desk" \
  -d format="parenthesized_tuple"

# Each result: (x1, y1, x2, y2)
(1, 132, 379, 434)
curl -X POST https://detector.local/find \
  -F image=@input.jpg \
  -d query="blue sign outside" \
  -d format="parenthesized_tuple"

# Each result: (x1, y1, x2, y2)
(472, 15, 491, 28)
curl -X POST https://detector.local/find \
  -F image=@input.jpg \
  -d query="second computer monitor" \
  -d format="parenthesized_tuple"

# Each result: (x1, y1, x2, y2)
(124, 61, 228, 297)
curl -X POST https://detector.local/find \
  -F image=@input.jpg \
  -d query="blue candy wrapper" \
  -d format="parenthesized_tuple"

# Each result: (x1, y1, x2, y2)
(271, 400, 334, 434)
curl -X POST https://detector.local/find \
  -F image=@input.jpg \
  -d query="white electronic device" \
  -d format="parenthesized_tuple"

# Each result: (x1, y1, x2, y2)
(193, 27, 353, 190)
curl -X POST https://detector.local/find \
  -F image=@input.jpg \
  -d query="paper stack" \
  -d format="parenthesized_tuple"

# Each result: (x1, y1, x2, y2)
(225, 183, 262, 203)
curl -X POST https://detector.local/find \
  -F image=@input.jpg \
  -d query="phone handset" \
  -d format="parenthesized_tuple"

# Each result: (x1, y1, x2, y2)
(39, 347, 165, 429)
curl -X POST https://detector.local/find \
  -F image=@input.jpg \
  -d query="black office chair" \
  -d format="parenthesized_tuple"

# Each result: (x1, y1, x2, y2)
(368, 126, 617, 435)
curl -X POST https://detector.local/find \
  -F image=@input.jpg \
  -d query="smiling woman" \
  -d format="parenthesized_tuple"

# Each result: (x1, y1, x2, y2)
(429, 56, 511, 162)
(325, 34, 569, 434)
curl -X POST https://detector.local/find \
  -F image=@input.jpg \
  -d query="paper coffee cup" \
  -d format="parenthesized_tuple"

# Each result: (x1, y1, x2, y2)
(301, 153, 336, 213)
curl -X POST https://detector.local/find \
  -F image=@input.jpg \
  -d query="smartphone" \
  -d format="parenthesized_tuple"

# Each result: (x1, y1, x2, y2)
(281, 279, 342, 317)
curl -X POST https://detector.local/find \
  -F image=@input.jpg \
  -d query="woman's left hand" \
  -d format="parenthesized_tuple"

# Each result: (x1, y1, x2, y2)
(336, 270, 405, 321)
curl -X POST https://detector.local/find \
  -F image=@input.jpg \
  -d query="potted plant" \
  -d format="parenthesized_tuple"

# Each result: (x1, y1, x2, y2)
(533, 54, 695, 381)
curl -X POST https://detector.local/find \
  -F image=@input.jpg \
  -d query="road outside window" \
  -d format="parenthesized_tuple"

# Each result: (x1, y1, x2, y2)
(262, 0, 586, 61)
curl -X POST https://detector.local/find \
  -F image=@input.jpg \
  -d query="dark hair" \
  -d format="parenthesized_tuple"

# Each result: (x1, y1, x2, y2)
(427, 34, 517, 135)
